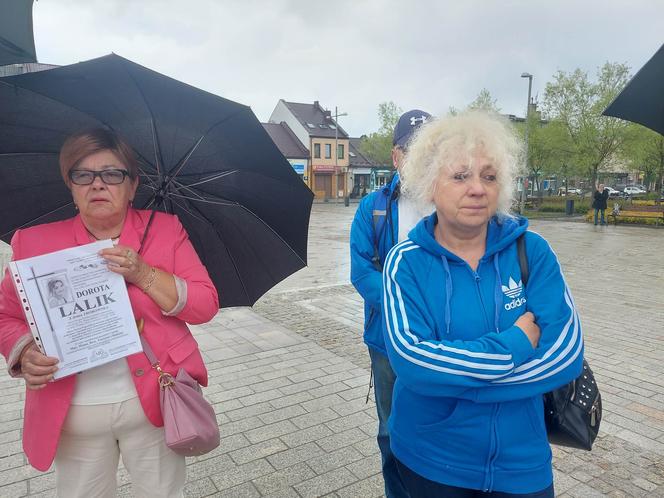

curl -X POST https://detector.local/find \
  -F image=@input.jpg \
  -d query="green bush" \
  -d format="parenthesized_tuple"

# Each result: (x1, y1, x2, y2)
(535, 200, 591, 214)
(539, 205, 564, 213)
(633, 198, 660, 206)
(575, 201, 591, 214)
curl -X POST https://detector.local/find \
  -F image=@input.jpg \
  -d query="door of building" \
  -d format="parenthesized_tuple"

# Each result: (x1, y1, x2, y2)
(314, 173, 332, 199)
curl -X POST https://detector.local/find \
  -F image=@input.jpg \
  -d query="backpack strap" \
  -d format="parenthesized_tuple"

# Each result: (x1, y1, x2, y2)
(371, 191, 388, 271)
(516, 233, 529, 286)
(371, 183, 399, 271)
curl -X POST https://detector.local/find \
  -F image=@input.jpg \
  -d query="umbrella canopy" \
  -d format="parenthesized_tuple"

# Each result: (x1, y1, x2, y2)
(0, 54, 313, 307)
(0, 0, 37, 66)
(603, 44, 664, 135)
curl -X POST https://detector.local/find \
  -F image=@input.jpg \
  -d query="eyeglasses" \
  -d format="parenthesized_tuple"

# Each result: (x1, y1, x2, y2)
(69, 169, 130, 185)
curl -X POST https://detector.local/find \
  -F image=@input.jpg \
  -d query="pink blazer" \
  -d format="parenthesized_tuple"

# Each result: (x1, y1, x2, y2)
(0, 208, 219, 470)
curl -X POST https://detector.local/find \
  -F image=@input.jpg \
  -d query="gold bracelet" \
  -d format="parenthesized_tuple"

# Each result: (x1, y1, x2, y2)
(142, 267, 157, 293)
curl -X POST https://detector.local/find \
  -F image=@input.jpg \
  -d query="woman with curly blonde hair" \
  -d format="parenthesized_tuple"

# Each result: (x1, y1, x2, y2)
(382, 111, 583, 497)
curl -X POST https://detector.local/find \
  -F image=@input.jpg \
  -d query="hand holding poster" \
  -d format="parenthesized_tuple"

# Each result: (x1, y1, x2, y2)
(9, 240, 142, 379)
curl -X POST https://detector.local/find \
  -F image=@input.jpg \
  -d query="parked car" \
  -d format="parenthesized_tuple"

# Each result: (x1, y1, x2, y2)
(605, 187, 621, 198)
(623, 186, 646, 196)
(557, 187, 582, 196)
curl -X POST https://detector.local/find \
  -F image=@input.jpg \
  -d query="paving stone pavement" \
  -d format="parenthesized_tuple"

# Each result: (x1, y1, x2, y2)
(1, 204, 663, 497)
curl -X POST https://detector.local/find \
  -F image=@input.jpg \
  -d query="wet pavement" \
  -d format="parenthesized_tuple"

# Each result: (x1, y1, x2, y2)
(1, 204, 663, 497)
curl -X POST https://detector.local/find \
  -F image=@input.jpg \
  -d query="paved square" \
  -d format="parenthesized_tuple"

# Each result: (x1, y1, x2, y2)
(1, 204, 663, 497)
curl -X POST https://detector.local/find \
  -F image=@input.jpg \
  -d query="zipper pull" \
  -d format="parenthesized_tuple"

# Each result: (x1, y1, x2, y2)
(590, 403, 597, 427)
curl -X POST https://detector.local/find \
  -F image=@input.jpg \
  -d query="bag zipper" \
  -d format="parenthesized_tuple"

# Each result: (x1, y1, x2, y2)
(590, 398, 599, 427)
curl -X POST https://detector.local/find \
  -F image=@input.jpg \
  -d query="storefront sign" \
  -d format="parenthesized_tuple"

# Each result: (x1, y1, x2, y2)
(313, 165, 335, 173)
(290, 162, 305, 175)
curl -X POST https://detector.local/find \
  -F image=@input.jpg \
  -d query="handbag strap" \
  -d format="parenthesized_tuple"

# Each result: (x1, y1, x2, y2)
(516, 233, 529, 286)
(138, 209, 157, 256)
(139, 333, 176, 388)
(135, 319, 159, 365)
(135, 211, 157, 364)
(140, 334, 159, 366)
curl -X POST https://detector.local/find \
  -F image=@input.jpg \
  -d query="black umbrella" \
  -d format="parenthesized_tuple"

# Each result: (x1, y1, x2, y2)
(0, 0, 37, 66)
(603, 44, 664, 135)
(0, 54, 313, 307)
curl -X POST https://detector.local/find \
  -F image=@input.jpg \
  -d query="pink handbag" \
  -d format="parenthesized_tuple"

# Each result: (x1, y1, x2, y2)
(140, 335, 220, 456)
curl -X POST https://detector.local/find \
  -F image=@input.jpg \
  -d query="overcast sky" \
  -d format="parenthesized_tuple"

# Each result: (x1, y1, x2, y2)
(32, 0, 663, 137)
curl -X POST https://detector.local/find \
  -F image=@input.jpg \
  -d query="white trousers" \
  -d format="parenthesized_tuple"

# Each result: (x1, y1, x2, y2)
(55, 397, 185, 498)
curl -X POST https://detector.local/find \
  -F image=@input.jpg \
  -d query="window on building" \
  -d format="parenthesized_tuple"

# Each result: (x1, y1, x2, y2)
(306, 123, 316, 129)
(314, 143, 321, 158)
(329, 124, 336, 130)
(319, 124, 327, 129)
(325, 144, 332, 159)
(349, 151, 356, 157)
(337, 144, 345, 159)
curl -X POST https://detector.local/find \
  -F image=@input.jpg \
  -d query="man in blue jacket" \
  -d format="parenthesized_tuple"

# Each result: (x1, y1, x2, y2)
(350, 109, 431, 498)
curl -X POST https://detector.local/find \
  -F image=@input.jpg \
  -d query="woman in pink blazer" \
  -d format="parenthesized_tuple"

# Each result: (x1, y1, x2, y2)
(0, 128, 219, 497)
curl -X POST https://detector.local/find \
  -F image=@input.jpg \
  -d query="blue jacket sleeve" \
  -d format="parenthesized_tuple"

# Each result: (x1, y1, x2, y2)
(382, 241, 538, 399)
(472, 233, 584, 402)
(383, 236, 584, 403)
(350, 195, 382, 308)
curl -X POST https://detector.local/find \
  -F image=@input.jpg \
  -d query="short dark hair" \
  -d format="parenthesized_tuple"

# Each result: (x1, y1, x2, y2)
(59, 128, 139, 185)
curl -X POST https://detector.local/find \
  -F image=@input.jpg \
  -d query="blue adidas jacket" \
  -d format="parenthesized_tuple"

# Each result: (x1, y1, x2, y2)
(350, 175, 400, 354)
(382, 213, 583, 494)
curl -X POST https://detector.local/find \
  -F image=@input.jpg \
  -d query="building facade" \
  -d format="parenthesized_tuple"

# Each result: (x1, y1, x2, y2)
(269, 100, 350, 200)
(0, 62, 58, 77)
(261, 121, 310, 182)
(348, 138, 376, 197)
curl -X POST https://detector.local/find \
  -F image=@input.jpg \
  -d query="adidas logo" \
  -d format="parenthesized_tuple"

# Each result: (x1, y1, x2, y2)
(502, 277, 527, 311)
(501, 277, 523, 299)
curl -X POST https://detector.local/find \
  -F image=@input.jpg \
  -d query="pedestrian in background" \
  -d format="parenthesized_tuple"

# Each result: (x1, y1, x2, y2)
(383, 111, 583, 497)
(350, 109, 431, 498)
(592, 183, 609, 225)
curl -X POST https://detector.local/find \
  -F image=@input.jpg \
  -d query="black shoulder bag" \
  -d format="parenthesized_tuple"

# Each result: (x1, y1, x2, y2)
(516, 234, 601, 451)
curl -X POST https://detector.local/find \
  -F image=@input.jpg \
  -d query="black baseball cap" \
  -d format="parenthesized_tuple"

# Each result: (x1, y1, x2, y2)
(393, 109, 432, 148)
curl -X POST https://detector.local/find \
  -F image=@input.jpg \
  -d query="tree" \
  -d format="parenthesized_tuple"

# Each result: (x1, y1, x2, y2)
(624, 124, 664, 192)
(359, 101, 402, 166)
(467, 88, 501, 113)
(543, 63, 632, 190)
(512, 112, 577, 196)
(526, 116, 574, 195)
(376, 101, 402, 134)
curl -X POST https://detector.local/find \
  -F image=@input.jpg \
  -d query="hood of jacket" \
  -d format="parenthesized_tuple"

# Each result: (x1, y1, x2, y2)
(407, 212, 528, 337)
(410, 212, 528, 261)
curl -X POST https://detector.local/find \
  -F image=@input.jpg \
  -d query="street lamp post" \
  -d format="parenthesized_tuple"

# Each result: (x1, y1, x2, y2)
(333, 106, 349, 205)
(520, 72, 533, 214)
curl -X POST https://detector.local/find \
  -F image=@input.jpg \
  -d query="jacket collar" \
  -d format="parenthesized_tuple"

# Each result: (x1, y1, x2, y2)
(72, 208, 146, 252)
(381, 172, 401, 198)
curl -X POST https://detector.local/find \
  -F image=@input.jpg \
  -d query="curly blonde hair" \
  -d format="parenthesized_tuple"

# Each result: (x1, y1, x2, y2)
(400, 111, 523, 217)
